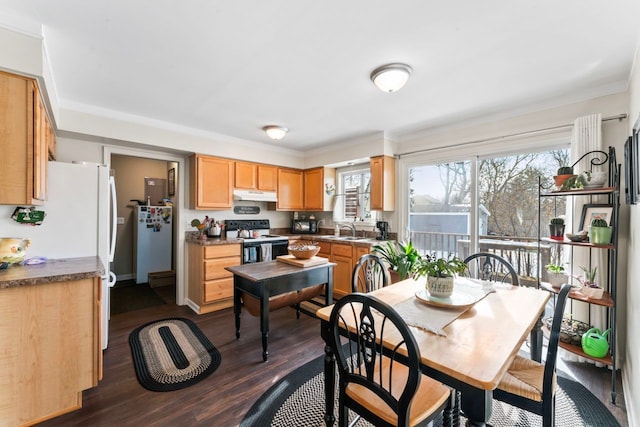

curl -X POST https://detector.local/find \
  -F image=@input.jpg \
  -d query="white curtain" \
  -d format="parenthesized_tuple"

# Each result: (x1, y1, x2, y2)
(566, 114, 609, 366)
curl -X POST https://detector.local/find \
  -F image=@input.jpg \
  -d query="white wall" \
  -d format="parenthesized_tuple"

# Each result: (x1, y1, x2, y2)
(623, 43, 640, 427)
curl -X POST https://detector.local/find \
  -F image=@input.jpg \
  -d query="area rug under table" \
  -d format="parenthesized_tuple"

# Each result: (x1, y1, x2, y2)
(129, 318, 221, 392)
(241, 351, 620, 427)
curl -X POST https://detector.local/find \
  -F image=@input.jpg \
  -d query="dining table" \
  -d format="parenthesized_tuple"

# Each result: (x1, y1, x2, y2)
(316, 277, 550, 427)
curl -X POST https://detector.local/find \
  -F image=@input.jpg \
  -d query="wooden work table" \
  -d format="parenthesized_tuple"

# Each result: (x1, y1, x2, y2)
(316, 279, 550, 426)
(226, 259, 335, 361)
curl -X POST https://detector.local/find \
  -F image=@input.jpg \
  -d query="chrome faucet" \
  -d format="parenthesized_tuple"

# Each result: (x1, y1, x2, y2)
(340, 222, 357, 236)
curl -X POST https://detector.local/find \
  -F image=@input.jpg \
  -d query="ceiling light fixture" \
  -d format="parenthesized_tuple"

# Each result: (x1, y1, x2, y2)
(370, 63, 412, 93)
(263, 125, 288, 140)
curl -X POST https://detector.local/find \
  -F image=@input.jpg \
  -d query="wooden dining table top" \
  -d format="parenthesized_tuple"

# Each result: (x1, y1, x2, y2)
(316, 278, 550, 391)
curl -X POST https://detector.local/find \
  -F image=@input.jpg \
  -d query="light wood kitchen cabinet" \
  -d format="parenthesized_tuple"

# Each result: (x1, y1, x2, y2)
(331, 243, 354, 298)
(0, 277, 101, 426)
(189, 154, 234, 209)
(235, 161, 257, 189)
(257, 164, 277, 191)
(370, 155, 395, 211)
(304, 166, 336, 211)
(277, 167, 304, 211)
(234, 162, 278, 191)
(0, 71, 54, 205)
(188, 242, 241, 313)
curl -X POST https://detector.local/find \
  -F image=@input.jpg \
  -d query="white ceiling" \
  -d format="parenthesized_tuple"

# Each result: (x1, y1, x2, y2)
(1, 1, 639, 152)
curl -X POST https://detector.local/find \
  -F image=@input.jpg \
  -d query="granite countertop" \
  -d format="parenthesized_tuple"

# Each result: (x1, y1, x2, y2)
(0, 256, 104, 289)
(186, 231, 389, 248)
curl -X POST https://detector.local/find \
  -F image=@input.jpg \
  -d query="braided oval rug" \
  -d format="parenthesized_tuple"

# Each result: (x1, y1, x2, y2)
(241, 352, 620, 427)
(129, 318, 221, 392)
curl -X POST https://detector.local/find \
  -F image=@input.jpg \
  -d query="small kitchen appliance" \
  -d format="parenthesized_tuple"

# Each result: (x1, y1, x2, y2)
(224, 219, 289, 263)
(291, 219, 318, 234)
(376, 221, 389, 240)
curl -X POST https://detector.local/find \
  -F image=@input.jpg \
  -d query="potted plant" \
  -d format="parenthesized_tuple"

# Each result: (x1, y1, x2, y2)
(582, 170, 608, 188)
(414, 254, 467, 298)
(553, 166, 576, 189)
(372, 240, 420, 282)
(589, 217, 613, 245)
(549, 217, 565, 240)
(545, 263, 567, 288)
(576, 265, 604, 299)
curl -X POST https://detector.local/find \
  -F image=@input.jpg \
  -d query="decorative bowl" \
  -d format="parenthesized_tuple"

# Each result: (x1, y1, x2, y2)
(288, 245, 320, 259)
(0, 238, 31, 268)
(566, 232, 588, 242)
(583, 171, 607, 188)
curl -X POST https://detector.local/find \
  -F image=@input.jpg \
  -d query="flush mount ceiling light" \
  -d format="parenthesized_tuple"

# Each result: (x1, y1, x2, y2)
(263, 125, 288, 140)
(370, 63, 412, 93)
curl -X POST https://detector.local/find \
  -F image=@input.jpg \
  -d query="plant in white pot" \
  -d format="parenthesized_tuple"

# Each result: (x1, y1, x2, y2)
(545, 263, 568, 288)
(589, 217, 613, 245)
(575, 265, 604, 299)
(414, 254, 467, 298)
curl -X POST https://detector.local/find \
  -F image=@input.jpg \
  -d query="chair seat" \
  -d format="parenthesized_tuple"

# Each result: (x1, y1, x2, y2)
(346, 356, 450, 426)
(497, 355, 556, 402)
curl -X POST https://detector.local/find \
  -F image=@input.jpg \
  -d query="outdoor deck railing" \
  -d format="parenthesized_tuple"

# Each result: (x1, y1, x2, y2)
(408, 231, 552, 285)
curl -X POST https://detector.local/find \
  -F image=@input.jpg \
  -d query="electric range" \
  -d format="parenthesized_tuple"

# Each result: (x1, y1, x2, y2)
(224, 219, 289, 263)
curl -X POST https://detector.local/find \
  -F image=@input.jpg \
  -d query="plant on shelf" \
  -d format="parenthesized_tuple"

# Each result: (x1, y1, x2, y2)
(589, 216, 613, 245)
(414, 254, 467, 298)
(545, 262, 568, 288)
(574, 265, 604, 299)
(372, 240, 420, 282)
(549, 217, 565, 240)
(560, 174, 586, 190)
(553, 166, 576, 188)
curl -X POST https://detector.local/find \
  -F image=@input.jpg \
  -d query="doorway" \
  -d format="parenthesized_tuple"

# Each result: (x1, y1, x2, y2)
(104, 146, 186, 315)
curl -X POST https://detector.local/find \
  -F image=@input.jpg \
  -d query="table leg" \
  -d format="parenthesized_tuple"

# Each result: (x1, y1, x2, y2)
(260, 294, 270, 362)
(460, 388, 492, 426)
(234, 282, 242, 339)
(321, 322, 336, 427)
(530, 315, 544, 362)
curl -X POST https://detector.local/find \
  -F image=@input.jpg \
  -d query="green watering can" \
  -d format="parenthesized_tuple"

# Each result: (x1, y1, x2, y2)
(581, 328, 611, 358)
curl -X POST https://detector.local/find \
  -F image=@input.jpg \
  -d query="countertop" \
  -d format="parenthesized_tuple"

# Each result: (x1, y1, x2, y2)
(0, 256, 104, 289)
(186, 231, 388, 248)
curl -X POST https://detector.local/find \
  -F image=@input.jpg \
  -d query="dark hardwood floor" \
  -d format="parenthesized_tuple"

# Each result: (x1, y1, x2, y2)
(37, 287, 628, 426)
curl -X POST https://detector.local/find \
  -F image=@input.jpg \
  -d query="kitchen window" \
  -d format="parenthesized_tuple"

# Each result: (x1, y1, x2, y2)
(333, 167, 375, 223)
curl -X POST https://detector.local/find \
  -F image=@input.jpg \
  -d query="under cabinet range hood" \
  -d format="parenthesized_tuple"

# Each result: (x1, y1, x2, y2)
(233, 189, 278, 202)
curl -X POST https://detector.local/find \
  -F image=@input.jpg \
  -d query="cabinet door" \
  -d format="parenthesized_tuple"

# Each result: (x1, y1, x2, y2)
(304, 167, 323, 210)
(257, 164, 277, 191)
(370, 155, 395, 211)
(190, 155, 234, 209)
(277, 168, 304, 210)
(331, 243, 354, 298)
(32, 82, 48, 202)
(235, 161, 257, 189)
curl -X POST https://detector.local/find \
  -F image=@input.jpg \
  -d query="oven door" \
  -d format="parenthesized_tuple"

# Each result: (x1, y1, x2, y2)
(270, 240, 289, 259)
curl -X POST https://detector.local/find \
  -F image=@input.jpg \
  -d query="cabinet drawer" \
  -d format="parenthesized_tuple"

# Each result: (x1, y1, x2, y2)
(204, 277, 234, 302)
(204, 244, 240, 259)
(204, 257, 241, 280)
(331, 243, 353, 258)
(317, 241, 331, 256)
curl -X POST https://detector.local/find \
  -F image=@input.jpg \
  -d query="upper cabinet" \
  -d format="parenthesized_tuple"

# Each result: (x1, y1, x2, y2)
(277, 168, 304, 211)
(189, 154, 234, 209)
(0, 71, 54, 205)
(370, 155, 395, 211)
(304, 167, 336, 211)
(234, 162, 277, 191)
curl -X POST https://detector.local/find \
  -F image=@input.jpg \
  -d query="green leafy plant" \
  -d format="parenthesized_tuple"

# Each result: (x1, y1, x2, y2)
(561, 174, 586, 190)
(591, 217, 608, 227)
(545, 263, 566, 274)
(579, 265, 598, 287)
(414, 254, 467, 280)
(372, 240, 420, 280)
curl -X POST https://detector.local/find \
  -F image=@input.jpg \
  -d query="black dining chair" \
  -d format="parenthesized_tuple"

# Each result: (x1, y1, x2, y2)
(463, 252, 519, 285)
(352, 254, 389, 293)
(328, 293, 451, 427)
(492, 284, 571, 427)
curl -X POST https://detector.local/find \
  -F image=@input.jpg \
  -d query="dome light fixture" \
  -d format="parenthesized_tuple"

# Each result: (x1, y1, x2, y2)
(263, 125, 288, 140)
(370, 63, 412, 93)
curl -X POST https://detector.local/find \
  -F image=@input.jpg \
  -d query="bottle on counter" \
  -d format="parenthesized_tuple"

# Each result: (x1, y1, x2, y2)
(334, 224, 340, 237)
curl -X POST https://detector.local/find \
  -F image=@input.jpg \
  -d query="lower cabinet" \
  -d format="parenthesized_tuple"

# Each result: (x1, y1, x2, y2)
(188, 242, 241, 314)
(0, 278, 101, 426)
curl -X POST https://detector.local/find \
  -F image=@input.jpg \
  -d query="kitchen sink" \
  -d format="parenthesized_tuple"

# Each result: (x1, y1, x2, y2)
(321, 236, 369, 241)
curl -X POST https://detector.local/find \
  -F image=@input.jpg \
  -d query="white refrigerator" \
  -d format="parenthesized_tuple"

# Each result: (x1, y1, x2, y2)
(134, 206, 172, 284)
(3, 161, 117, 349)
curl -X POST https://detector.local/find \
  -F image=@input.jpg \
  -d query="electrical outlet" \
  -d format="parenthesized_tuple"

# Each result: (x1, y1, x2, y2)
(116, 217, 124, 224)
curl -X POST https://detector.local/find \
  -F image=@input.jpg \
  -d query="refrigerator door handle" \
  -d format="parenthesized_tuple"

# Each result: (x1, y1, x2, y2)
(109, 175, 117, 263)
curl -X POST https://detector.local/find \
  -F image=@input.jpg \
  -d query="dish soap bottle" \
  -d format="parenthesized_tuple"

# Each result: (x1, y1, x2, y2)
(334, 224, 340, 237)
